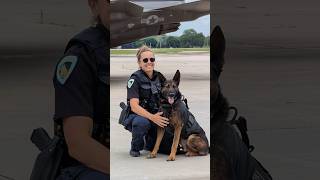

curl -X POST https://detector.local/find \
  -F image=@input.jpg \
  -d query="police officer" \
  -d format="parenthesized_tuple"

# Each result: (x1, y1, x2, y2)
(53, 0, 109, 179)
(123, 45, 170, 157)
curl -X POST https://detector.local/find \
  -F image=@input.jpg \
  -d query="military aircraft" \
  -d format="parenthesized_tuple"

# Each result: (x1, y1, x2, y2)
(0, 0, 209, 52)
(110, 0, 210, 47)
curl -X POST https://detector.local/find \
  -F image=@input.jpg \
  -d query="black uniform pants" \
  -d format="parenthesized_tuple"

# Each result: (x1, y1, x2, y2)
(123, 113, 174, 154)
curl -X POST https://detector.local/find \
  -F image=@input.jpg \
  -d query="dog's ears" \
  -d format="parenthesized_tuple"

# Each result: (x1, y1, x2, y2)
(211, 26, 225, 77)
(173, 70, 180, 86)
(158, 72, 166, 86)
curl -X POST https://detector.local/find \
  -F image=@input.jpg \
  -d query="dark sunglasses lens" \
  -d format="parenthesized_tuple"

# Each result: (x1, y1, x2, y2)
(143, 58, 148, 63)
(150, 58, 155, 62)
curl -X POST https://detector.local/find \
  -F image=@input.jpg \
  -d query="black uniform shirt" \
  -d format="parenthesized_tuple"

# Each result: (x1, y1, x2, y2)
(127, 74, 140, 100)
(127, 70, 160, 100)
(53, 25, 108, 123)
(54, 45, 96, 121)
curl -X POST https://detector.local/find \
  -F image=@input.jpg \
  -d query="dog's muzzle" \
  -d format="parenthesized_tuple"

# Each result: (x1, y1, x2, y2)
(167, 92, 176, 105)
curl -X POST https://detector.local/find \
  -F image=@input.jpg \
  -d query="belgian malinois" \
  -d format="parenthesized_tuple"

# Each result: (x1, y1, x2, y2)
(211, 26, 272, 179)
(148, 70, 209, 161)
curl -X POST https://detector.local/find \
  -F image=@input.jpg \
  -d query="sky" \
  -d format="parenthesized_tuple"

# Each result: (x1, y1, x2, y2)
(167, 15, 210, 37)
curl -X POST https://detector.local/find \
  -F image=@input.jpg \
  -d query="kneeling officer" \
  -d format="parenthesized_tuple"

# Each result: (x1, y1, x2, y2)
(30, 0, 110, 179)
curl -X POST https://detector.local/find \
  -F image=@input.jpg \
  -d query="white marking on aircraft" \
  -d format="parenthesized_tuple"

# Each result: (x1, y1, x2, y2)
(141, 15, 164, 25)
(128, 23, 135, 29)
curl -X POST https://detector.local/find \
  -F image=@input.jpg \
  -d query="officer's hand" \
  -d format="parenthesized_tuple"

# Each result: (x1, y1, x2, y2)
(151, 112, 169, 128)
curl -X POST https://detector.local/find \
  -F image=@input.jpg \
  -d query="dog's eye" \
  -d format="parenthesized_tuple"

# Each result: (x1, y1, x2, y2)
(166, 84, 170, 88)
(172, 85, 176, 88)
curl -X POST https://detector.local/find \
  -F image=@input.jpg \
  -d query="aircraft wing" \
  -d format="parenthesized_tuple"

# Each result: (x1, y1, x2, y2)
(110, 0, 210, 47)
(0, 1, 209, 52)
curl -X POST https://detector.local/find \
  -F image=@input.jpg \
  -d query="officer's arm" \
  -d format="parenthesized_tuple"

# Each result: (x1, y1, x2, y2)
(130, 98, 169, 127)
(63, 116, 109, 174)
(130, 98, 153, 119)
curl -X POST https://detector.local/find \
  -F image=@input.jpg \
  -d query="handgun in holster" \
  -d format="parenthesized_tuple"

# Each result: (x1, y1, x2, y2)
(30, 128, 65, 180)
(119, 102, 130, 125)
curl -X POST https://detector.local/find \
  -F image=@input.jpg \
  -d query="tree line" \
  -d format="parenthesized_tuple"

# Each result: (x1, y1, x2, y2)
(121, 29, 210, 49)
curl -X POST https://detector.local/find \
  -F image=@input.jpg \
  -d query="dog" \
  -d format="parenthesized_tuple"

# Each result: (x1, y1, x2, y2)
(147, 70, 209, 161)
(211, 26, 272, 179)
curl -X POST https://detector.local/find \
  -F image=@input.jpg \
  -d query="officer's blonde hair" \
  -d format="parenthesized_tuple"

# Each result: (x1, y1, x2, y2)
(136, 45, 153, 61)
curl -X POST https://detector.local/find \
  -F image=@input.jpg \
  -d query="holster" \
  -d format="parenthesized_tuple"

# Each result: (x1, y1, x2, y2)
(119, 102, 130, 125)
(30, 128, 65, 180)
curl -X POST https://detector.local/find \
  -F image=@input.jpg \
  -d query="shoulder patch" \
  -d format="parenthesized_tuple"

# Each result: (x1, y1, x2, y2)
(56, 56, 78, 85)
(127, 79, 135, 88)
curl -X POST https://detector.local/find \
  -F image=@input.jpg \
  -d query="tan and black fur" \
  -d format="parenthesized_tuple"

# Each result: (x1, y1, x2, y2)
(148, 70, 208, 161)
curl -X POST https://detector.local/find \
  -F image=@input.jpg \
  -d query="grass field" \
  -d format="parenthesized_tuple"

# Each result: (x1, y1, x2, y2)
(111, 48, 209, 55)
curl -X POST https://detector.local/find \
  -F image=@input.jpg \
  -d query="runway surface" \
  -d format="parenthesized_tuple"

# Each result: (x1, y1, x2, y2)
(1, 48, 320, 179)
(0, 49, 319, 179)
(0, 52, 59, 180)
(214, 0, 320, 178)
(1, 0, 320, 178)
(221, 49, 320, 179)
(110, 54, 210, 180)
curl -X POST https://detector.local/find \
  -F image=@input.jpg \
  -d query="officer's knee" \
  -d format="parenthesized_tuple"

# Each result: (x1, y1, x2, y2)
(132, 116, 150, 131)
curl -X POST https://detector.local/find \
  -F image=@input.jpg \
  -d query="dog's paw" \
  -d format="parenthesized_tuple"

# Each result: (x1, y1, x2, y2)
(167, 155, 176, 161)
(147, 153, 157, 159)
(185, 151, 197, 157)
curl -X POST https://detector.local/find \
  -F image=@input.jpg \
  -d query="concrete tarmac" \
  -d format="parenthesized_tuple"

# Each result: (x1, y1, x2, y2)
(220, 49, 320, 180)
(0, 53, 210, 180)
(110, 54, 210, 180)
(0, 47, 319, 179)
(214, 0, 320, 178)
(0, 52, 59, 180)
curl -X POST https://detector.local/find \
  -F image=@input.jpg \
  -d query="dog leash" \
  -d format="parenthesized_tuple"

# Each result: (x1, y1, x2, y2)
(181, 95, 189, 109)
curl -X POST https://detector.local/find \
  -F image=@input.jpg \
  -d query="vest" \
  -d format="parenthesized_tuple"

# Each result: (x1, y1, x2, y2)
(161, 99, 208, 144)
(130, 70, 161, 114)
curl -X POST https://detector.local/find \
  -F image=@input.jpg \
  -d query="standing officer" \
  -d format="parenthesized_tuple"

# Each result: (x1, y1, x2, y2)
(54, 0, 109, 179)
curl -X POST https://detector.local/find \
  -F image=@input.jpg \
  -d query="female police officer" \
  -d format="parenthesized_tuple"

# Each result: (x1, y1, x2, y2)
(53, 0, 109, 179)
(123, 45, 170, 157)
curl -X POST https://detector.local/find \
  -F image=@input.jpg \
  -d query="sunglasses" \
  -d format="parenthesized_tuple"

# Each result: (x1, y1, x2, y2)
(142, 58, 156, 63)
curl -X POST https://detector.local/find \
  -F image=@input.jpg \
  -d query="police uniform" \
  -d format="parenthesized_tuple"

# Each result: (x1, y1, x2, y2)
(124, 69, 164, 155)
(53, 24, 109, 180)
(124, 69, 209, 155)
